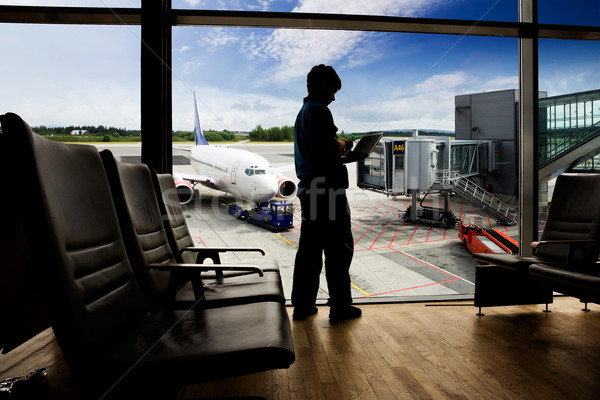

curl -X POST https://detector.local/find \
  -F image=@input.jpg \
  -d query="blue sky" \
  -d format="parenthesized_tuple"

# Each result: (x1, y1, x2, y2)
(1, 0, 599, 133)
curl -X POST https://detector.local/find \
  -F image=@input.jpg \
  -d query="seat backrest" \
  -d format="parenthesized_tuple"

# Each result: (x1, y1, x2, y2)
(537, 173, 600, 264)
(100, 150, 175, 306)
(0, 113, 148, 371)
(153, 173, 197, 264)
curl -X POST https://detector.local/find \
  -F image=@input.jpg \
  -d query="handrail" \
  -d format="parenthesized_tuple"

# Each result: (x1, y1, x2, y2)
(539, 120, 600, 165)
(436, 170, 518, 225)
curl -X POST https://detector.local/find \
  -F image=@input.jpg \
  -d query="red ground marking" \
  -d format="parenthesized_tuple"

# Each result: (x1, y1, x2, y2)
(368, 206, 406, 250)
(425, 225, 433, 242)
(406, 225, 419, 245)
(352, 202, 386, 235)
(359, 249, 461, 297)
(351, 200, 378, 219)
(388, 219, 407, 247)
(355, 278, 459, 298)
(353, 203, 395, 245)
(195, 237, 207, 247)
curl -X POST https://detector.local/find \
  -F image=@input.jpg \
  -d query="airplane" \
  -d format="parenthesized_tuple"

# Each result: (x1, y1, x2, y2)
(173, 94, 297, 205)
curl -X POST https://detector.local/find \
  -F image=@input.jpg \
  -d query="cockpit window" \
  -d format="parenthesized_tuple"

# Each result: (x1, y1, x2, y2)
(245, 167, 271, 176)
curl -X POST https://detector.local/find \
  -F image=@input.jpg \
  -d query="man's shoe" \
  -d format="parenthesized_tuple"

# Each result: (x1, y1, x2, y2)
(329, 305, 362, 322)
(293, 306, 318, 321)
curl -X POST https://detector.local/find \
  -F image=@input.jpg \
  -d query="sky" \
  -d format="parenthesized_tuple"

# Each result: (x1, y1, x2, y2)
(1, 0, 599, 133)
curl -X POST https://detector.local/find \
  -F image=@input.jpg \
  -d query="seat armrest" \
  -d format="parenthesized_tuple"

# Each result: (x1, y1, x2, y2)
(530, 239, 599, 268)
(147, 263, 264, 277)
(530, 239, 597, 249)
(178, 247, 266, 280)
(180, 247, 265, 255)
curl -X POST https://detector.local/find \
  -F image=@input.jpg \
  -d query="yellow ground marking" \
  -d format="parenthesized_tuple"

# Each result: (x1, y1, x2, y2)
(352, 282, 370, 296)
(276, 233, 296, 247)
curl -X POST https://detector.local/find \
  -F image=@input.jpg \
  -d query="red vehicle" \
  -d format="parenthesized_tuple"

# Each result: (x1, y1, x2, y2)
(458, 222, 519, 255)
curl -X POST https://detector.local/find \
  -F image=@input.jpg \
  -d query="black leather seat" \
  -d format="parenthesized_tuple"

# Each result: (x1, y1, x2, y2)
(154, 172, 280, 275)
(529, 262, 600, 303)
(100, 150, 286, 309)
(0, 113, 294, 398)
(474, 173, 600, 271)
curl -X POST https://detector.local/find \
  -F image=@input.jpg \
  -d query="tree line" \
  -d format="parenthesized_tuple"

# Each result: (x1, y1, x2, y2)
(31, 124, 452, 143)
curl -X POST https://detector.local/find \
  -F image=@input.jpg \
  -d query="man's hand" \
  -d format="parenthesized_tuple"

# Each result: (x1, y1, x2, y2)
(337, 139, 353, 156)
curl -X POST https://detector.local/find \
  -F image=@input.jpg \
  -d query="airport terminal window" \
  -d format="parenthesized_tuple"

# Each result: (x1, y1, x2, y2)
(0, 23, 141, 158)
(539, 39, 600, 179)
(539, 0, 600, 26)
(174, 27, 521, 303)
(172, 0, 518, 21)
(2, 1, 598, 304)
(2, 0, 140, 6)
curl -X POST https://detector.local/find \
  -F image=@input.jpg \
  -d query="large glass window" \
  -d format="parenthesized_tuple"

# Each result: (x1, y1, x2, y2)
(539, 38, 600, 192)
(2, 1, 597, 305)
(539, 0, 600, 26)
(173, 0, 518, 22)
(173, 21, 518, 302)
(3, 0, 139, 6)
(0, 22, 141, 153)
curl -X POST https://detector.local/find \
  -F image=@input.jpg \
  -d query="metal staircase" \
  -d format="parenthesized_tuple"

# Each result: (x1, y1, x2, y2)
(438, 171, 518, 225)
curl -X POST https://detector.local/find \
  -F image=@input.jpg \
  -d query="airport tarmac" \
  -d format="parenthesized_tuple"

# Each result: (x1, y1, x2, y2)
(96, 142, 520, 305)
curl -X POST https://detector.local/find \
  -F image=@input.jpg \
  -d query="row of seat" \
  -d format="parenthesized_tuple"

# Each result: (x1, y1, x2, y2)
(474, 173, 600, 314)
(0, 112, 295, 399)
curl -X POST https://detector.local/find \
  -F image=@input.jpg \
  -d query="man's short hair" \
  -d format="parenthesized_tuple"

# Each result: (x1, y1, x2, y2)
(307, 64, 341, 93)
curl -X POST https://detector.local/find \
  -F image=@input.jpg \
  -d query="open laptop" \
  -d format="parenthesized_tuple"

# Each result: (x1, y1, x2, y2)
(341, 132, 384, 164)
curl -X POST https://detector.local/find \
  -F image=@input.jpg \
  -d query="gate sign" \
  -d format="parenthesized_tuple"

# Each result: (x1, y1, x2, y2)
(393, 141, 405, 155)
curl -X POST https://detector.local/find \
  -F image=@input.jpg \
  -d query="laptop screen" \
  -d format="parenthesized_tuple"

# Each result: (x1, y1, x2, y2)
(352, 132, 383, 154)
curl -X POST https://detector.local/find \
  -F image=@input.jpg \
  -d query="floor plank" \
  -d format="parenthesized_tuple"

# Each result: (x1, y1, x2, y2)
(3, 297, 600, 399)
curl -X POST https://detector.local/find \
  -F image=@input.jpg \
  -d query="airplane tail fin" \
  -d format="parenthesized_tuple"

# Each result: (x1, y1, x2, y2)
(194, 92, 209, 145)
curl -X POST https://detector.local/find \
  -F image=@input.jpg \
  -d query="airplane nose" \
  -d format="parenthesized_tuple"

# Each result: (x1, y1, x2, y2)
(253, 188, 277, 203)
(252, 177, 277, 203)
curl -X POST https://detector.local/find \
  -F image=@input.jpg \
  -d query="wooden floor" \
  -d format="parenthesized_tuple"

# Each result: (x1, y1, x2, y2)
(3, 297, 600, 399)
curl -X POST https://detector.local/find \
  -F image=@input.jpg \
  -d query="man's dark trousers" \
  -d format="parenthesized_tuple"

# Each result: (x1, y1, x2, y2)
(292, 184, 354, 309)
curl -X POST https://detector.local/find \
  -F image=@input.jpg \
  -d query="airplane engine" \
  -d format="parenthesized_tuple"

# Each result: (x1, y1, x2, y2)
(173, 178, 195, 205)
(275, 174, 297, 200)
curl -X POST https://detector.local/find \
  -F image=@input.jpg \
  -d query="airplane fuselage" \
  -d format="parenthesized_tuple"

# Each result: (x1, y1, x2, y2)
(190, 145, 279, 203)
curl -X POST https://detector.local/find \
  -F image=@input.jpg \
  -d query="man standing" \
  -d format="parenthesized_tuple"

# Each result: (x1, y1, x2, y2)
(292, 64, 362, 322)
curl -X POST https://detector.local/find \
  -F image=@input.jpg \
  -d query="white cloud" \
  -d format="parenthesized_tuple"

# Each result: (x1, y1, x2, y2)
(239, 0, 446, 82)
(242, 29, 365, 82)
(293, 0, 443, 17)
(197, 28, 242, 51)
(183, 60, 205, 74)
(482, 76, 518, 92)
(172, 84, 298, 131)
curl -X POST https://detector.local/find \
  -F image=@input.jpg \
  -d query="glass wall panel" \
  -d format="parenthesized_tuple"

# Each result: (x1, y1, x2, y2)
(173, 0, 518, 22)
(539, 0, 600, 26)
(538, 39, 600, 220)
(173, 24, 517, 302)
(0, 23, 141, 155)
(3, 0, 139, 6)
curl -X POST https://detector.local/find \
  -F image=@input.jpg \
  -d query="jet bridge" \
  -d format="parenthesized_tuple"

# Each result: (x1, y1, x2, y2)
(357, 136, 517, 226)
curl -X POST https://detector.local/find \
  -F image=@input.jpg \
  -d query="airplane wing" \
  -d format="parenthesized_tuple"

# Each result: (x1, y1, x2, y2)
(173, 172, 221, 191)
(173, 145, 192, 152)
(225, 139, 250, 147)
(274, 164, 295, 173)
